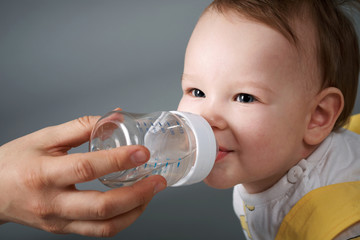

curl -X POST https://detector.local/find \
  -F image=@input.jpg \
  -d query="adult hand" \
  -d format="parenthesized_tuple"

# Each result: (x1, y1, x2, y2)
(0, 116, 167, 237)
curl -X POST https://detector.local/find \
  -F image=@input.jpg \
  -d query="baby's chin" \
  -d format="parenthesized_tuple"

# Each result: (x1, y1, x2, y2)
(203, 175, 236, 189)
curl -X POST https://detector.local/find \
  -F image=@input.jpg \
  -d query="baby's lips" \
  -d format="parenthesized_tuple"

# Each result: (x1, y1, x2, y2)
(219, 146, 232, 152)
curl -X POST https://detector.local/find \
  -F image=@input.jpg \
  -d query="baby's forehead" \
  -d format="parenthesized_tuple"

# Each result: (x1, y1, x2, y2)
(202, 7, 321, 92)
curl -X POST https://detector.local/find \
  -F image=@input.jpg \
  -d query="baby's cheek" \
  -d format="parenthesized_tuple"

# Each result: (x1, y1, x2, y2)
(177, 99, 193, 112)
(238, 131, 283, 163)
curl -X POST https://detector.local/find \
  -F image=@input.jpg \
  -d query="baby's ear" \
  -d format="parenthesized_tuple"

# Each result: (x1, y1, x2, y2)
(304, 87, 344, 146)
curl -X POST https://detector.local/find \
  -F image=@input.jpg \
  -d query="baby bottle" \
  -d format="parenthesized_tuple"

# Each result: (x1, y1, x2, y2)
(89, 110, 217, 188)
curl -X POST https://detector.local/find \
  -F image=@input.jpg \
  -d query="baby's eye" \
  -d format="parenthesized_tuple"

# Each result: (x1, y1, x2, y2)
(235, 93, 256, 103)
(191, 88, 206, 98)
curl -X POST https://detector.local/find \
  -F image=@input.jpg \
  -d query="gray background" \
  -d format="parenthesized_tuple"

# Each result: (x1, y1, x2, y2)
(0, 1, 359, 240)
(0, 1, 244, 240)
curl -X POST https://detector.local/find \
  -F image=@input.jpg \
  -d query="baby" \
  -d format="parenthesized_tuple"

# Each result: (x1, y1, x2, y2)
(177, 0, 360, 239)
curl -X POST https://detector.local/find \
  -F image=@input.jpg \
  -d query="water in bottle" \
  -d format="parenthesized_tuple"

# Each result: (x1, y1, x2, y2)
(89, 110, 217, 188)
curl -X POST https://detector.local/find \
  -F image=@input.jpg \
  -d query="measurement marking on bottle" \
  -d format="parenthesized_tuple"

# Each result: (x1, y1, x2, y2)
(159, 122, 162, 127)
(177, 162, 181, 168)
(154, 163, 157, 168)
(144, 163, 147, 169)
(167, 122, 170, 126)
(165, 162, 168, 167)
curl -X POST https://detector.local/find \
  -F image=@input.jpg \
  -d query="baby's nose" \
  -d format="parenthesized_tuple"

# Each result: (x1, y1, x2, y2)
(200, 106, 227, 130)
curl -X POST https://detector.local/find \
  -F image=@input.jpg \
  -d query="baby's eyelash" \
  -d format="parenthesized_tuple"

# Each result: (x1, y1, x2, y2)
(234, 93, 257, 103)
(187, 88, 206, 98)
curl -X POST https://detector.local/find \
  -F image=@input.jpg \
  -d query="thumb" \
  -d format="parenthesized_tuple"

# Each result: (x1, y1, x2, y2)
(39, 116, 101, 148)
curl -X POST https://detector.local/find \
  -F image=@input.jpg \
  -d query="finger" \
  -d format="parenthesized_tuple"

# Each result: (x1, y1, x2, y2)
(45, 145, 151, 186)
(55, 175, 166, 221)
(37, 115, 101, 148)
(63, 204, 148, 237)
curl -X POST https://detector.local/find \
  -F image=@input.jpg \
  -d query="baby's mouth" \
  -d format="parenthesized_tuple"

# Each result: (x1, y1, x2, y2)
(215, 147, 233, 162)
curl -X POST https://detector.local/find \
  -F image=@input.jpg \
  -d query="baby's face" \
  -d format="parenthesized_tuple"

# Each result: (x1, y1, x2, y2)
(177, 10, 317, 193)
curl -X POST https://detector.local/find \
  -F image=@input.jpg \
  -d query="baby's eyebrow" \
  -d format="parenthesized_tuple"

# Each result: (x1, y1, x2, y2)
(239, 80, 275, 95)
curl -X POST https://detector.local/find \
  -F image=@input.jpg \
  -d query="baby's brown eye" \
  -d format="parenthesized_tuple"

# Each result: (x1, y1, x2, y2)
(191, 89, 206, 98)
(235, 93, 256, 103)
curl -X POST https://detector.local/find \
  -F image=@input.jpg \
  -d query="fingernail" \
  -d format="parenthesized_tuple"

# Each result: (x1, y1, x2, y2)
(154, 181, 166, 194)
(131, 150, 148, 165)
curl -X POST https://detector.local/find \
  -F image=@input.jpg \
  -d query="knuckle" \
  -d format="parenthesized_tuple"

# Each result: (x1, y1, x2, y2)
(73, 158, 96, 182)
(104, 150, 124, 171)
(99, 222, 118, 238)
(43, 222, 64, 234)
(75, 115, 95, 129)
(32, 201, 67, 234)
(94, 198, 113, 219)
(23, 169, 48, 189)
(32, 200, 53, 220)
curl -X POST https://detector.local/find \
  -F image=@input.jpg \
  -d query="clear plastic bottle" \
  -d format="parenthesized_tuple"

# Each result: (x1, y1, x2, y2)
(89, 110, 217, 188)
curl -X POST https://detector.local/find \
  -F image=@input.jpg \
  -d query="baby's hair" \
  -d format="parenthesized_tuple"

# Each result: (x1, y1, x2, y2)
(207, 0, 360, 130)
